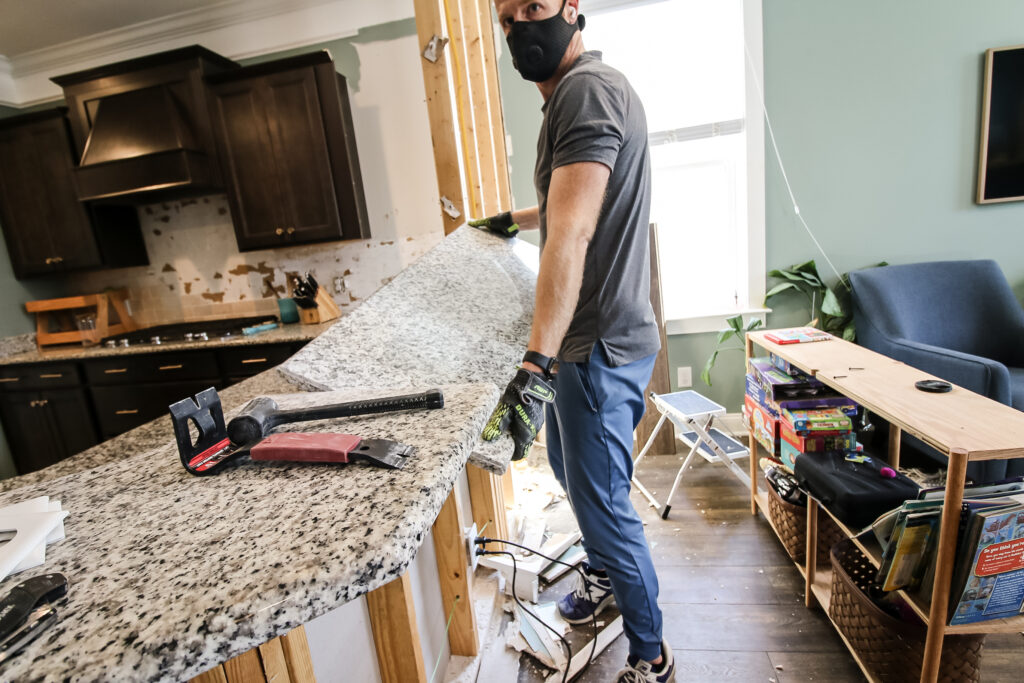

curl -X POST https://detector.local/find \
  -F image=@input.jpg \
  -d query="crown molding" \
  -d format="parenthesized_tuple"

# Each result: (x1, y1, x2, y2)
(0, 0, 412, 106)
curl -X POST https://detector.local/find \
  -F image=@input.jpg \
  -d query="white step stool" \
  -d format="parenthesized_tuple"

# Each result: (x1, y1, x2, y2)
(632, 390, 750, 519)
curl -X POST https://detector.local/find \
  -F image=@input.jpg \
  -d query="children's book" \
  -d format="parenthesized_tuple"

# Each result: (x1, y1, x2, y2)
(764, 327, 833, 345)
(949, 500, 1024, 625)
(880, 510, 941, 591)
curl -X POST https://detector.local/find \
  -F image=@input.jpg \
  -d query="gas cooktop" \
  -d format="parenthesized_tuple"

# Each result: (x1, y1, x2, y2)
(101, 316, 279, 348)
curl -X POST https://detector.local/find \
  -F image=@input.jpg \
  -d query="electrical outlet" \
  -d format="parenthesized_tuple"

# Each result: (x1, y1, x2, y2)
(677, 366, 692, 388)
(465, 522, 479, 571)
(333, 276, 347, 295)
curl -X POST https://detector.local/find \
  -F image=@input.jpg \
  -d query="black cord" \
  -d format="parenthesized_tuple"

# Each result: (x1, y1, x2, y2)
(476, 536, 600, 679)
(479, 549, 572, 683)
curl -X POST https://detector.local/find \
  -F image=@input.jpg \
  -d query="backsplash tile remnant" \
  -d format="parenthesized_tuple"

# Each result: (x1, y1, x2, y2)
(67, 195, 441, 328)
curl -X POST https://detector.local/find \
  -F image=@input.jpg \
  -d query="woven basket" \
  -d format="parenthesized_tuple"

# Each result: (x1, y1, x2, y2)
(765, 476, 844, 565)
(829, 539, 985, 682)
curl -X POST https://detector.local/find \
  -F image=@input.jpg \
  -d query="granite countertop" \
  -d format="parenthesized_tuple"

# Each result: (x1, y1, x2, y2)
(281, 226, 538, 474)
(0, 320, 336, 366)
(0, 383, 499, 682)
(0, 225, 536, 680)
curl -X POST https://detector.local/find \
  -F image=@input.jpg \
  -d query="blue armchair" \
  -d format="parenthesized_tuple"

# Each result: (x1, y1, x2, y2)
(850, 259, 1024, 482)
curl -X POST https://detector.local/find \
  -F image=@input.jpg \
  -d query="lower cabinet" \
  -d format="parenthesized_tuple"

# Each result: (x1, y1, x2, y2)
(0, 389, 98, 474)
(0, 340, 307, 475)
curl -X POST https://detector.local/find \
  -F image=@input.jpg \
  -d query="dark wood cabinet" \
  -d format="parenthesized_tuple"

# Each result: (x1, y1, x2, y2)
(0, 109, 147, 279)
(207, 51, 369, 251)
(0, 388, 98, 474)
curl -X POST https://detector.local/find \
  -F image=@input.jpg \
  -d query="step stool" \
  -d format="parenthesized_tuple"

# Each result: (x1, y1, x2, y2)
(632, 390, 750, 519)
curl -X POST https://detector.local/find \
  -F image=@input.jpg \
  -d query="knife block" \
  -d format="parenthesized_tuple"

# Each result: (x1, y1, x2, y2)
(25, 289, 137, 348)
(299, 288, 341, 325)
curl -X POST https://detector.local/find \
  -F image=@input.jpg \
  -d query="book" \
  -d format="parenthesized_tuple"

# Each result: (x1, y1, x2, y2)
(764, 327, 833, 345)
(880, 510, 941, 591)
(949, 500, 1024, 625)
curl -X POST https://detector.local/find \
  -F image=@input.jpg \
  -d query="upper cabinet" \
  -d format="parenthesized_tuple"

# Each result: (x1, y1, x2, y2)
(207, 52, 370, 251)
(0, 109, 147, 279)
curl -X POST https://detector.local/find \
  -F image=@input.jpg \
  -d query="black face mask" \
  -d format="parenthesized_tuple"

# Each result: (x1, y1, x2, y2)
(507, 0, 585, 83)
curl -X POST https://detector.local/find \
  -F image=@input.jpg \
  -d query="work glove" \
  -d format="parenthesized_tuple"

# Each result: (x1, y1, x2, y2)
(468, 211, 519, 238)
(481, 368, 555, 461)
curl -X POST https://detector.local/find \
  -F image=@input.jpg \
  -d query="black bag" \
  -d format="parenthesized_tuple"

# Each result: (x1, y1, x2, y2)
(793, 451, 920, 529)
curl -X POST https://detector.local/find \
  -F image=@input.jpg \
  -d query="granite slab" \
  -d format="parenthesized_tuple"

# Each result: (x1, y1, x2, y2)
(280, 226, 538, 474)
(0, 320, 335, 366)
(0, 383, 500, 682)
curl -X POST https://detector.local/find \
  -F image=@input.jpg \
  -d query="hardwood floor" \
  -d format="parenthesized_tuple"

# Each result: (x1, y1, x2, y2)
(515, 453, 1024, 682)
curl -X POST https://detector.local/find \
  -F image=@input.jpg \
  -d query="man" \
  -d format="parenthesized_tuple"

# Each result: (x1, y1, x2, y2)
(478, 1, 673, 680)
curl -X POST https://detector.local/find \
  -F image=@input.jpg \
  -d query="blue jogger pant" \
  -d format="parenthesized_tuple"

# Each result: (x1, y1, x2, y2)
(545, 346, 662, 660)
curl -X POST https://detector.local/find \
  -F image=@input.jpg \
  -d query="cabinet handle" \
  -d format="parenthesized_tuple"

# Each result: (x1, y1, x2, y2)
(39, 373, 63, 379)
(30, 399, 49, 408)
(241, 358, 268, 364)
(104, 368, 128, 374)
(45, 257, 64, 265)
(275, 228, 284, 236)
(115, 409, 139, 415)
(286, 227, 295, 235)
(0, 377, 20, 383)
(158, 364, 183, 371)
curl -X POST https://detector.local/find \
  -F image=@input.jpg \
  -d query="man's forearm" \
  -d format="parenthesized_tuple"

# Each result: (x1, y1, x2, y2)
(511, 206, 540, 231)
(527, 231, 589, 358)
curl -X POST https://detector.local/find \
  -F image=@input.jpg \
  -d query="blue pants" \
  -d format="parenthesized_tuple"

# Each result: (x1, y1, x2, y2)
(545, 346, 662, 660)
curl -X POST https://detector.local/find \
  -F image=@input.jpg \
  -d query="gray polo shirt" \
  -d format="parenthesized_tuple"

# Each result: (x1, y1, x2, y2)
(535, 51, 660, 367)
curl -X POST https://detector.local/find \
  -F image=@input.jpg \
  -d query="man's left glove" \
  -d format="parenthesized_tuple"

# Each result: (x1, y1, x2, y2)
(468, 211, 519, 238)
(481, 368, 555, 461)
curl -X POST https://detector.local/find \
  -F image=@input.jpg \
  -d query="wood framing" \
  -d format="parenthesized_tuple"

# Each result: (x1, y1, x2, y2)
(414, 0, 513, 233)
(431, 488, 479, 656)
(466, 462, 509, 548)
(367, 574, 428, 683)
(188, 626, 313, 683)
(414, 0, 466, 233)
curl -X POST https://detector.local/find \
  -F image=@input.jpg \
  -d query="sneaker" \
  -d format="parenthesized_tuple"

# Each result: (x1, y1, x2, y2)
(614, 639, 675, 682)
(556, 562, 615, 624)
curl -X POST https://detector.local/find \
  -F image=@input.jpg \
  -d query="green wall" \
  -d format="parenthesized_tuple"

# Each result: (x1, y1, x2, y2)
(498, 0, 1024, 411)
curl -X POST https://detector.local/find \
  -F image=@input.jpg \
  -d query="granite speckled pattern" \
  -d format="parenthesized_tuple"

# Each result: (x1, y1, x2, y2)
(280, 226, 538, 473)
(0, 369, 304, 495)
(0, 383, 499, 682)
(0, 333, 35, 359)
(0, 320, 334, 366)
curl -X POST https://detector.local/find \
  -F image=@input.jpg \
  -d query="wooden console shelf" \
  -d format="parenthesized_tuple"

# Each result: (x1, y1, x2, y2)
(745, 330, 1024, 683)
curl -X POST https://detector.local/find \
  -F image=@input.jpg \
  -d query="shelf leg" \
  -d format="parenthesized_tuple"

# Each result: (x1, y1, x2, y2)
(805, 497, 818, 608)
(888, 425, 902, 469)
(920, 447, 968, 683)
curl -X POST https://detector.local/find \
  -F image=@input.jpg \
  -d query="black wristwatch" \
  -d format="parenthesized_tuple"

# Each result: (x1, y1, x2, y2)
(523, 350, 556, 379)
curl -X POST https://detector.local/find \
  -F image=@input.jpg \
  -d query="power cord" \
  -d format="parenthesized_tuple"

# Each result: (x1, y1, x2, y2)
(475, 536, 601, 682)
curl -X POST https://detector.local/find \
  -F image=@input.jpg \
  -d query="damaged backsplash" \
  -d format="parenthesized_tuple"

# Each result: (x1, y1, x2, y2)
(68, 194, 441, 328)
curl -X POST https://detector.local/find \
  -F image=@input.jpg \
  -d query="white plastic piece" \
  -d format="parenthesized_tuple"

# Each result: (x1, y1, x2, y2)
(422, 34, 449, 63)
(466, 522, 479, 572)
(0, 510, 67, 581)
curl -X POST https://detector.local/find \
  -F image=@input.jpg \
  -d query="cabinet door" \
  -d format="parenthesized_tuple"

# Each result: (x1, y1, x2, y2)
(209, 79, 289, 250)
(0, 389, 96, 474)
(0, 114, 102, 278)
(264, 68, 340, 245)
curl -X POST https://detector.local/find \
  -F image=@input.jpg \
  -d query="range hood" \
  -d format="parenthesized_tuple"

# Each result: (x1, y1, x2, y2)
(52, 46, 239, 203)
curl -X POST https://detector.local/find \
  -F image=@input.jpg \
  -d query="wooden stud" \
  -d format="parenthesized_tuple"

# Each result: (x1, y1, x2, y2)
(414, 0, 467, 233)
(460, 0, 500, 215)
(888, 424, 902, 469)
(466, 463, 509, 548)
(501, 467, 516, 508)
(444, 0, 483, 219)
(257, 638, 292, 683)
(280, 627, 316, 683)
(223, 648, 265, 683)
(367, 574, 428, 683)
(804, 498, 818, 608)
(920, 447, 969, 683)
(477, 0, 513, 210)
(189, 667, 228, 683)
(432, 488, 479, 656)
(635, 223, 676, 457)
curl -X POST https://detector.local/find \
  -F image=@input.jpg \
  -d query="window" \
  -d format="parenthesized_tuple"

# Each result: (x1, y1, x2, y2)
(585, 0, 765, 331)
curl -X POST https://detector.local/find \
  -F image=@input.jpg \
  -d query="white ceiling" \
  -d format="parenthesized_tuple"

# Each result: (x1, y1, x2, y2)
(0, 0, 219, 58)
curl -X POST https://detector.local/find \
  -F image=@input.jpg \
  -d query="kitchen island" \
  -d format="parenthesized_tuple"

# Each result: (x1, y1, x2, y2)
(0, 226, 534, 681)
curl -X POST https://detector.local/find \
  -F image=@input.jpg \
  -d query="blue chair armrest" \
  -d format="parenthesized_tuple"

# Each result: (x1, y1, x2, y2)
(879, 337, 1012, 406)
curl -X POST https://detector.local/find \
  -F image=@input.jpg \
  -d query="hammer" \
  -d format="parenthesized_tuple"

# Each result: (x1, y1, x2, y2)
(227, 389, 445, 446)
